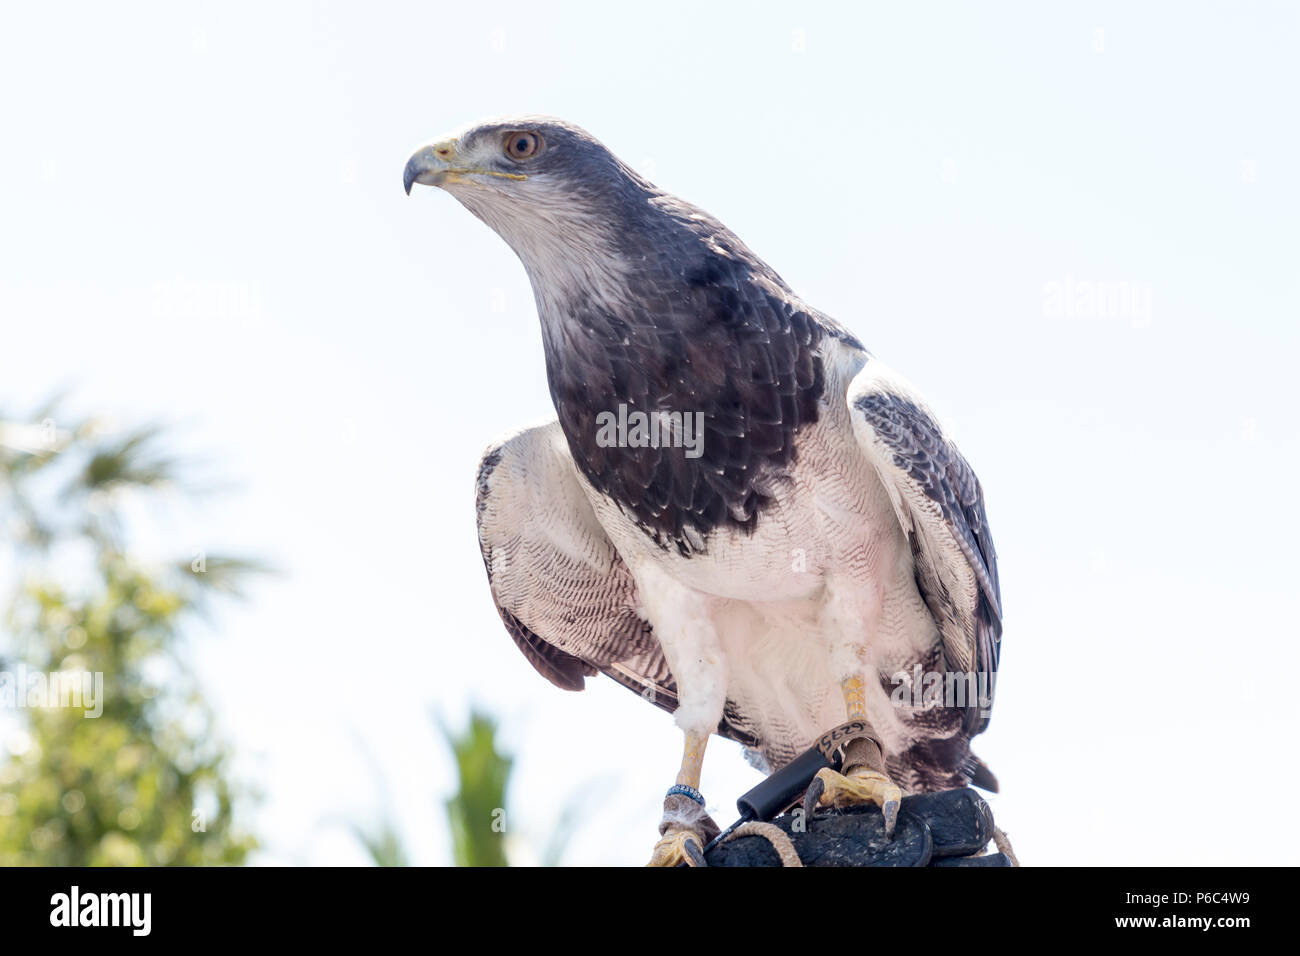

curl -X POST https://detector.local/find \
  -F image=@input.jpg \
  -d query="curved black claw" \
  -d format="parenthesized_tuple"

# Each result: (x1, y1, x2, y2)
(802, 773, 826, 821)
(684, 837, 706, 867)
(882, 796, 900, 840)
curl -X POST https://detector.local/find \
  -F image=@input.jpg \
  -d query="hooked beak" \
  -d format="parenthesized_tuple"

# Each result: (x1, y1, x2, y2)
(403, 139, 458, 194)
(403, 137, 529, 195)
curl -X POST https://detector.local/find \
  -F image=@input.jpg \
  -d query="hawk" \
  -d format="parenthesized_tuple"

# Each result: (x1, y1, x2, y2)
(405, 117, 1002, 866)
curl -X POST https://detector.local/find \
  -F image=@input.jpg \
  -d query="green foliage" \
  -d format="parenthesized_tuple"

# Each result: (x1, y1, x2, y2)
(0, 401, 258, 865)
(440, 710, 512, 867)
(350, 816, 411, 868)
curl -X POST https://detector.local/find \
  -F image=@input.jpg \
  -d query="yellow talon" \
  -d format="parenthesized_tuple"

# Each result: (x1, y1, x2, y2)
(647, 827, 706, 867)
(804, 765, 903, 838)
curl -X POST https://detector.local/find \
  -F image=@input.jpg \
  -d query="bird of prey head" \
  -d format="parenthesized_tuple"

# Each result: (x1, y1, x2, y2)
(404, 117, 666, 279)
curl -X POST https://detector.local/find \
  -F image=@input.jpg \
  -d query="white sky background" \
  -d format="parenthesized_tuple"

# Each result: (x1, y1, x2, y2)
(1, 1, 1297, 866)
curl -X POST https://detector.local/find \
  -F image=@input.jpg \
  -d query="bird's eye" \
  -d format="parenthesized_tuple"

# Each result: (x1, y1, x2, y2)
(503, 131, 543, 161)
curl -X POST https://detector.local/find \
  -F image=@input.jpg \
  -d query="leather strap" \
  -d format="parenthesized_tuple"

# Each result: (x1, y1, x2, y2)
(815, 719, 884, 768)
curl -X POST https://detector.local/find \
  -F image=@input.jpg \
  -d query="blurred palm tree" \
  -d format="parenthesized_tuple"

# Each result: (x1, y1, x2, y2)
(440, 709, 512, 867)
(352, 709, 583, 867)
(350, 816, 411, 868)
(0, 399, 260, 864)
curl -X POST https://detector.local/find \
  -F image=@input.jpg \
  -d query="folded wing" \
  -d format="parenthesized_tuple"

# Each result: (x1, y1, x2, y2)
(848, 362, 1002, 735)
(475, 423, 678, 702)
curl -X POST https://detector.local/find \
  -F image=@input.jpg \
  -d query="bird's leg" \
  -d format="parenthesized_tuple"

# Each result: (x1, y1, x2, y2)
(803, 675, 904, 837)
(805, 579, 905, 836)
(647, 730, 721, 867)
(632, 563, 725, 866)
